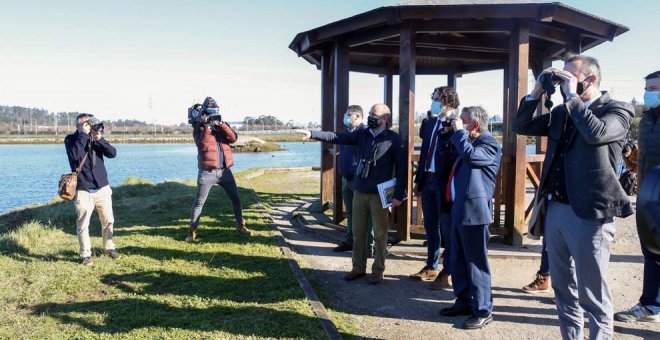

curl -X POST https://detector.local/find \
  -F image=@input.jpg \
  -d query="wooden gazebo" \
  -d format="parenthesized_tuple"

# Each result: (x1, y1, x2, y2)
(289, 0, 628, 245)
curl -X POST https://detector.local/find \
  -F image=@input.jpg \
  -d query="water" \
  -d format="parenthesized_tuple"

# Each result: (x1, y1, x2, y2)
(0, 142, 321, 214)
(0, 143, 624, 214)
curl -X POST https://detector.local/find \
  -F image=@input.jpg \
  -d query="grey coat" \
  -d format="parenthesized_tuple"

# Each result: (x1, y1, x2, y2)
(637, 109, 660, 187)
(513, 92, 635, 220)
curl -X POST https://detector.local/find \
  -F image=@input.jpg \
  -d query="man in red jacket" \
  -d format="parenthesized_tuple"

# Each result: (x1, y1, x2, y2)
(186, 97, 251, 242)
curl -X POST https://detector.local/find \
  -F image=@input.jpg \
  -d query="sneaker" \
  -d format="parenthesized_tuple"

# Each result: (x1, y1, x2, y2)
(81, 257, 93, 266)
(522, 273, 551, 293)
(429, 272, 452, 290)
(236, 221, 253, 236)
(333, 242, 352, 252)
(106, 249, 121, 259)
(185, 227, 197, 243)
(614, 303, 660, 323)
(409, 267, 440, 281)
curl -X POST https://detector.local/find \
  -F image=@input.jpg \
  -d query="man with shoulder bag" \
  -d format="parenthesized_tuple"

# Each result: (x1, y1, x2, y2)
(64, 113, 120, 266)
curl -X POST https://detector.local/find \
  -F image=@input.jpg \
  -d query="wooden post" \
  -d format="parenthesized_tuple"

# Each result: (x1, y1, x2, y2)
(503, 20, 529, 246)
(320, 51, 335, 210)
(396, 22, 416, 241)
(448, 72, 457, 89)
(333, 41, 350, 223)
(494, 65, 510, 229)
(384, 74, 393, 114)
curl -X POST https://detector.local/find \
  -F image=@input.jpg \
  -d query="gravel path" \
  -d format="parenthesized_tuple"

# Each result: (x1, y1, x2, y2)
(266, 194, 658, 339)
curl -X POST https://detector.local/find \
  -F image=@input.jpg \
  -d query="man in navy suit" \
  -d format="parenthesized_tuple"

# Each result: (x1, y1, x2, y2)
(439, 106, 501, 330)
(410, 86, 460, 289)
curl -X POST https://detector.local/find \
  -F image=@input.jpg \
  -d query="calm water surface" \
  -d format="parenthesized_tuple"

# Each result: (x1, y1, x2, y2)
(0, 142, 320, 213)
(0, 143, 620, 214)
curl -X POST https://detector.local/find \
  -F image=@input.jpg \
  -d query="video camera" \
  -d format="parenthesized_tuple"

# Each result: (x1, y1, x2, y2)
(188, 105, 222, 126)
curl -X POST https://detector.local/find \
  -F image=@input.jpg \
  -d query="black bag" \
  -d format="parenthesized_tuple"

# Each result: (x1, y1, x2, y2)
(619, 170, 637, 196)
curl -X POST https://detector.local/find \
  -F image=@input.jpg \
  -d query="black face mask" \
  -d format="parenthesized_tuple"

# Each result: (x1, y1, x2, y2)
(560, 78, 590, 101)
(367, 116, 381, 129)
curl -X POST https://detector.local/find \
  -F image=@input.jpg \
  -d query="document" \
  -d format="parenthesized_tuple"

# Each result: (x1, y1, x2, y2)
(377, 178, 397, 209)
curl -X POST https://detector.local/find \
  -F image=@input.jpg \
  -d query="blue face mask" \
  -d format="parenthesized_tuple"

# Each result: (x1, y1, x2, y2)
(343, 115, 352, 127)
(431, 101, 442, 115)
(205, 107, 220, 115)
(644, 91, 660, 108)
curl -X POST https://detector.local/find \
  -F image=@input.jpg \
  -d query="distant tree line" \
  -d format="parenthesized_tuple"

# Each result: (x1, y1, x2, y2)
(0, 105, 322, 135)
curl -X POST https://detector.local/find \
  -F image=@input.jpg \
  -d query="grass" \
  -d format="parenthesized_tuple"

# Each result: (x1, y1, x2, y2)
(0, 173, 329, 339)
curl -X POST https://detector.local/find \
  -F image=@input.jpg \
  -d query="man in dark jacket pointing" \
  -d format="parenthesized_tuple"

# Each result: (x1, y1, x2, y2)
(296, 103, 406, 285)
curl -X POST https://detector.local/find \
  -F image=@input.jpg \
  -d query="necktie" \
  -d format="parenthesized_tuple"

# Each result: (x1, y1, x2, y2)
(445, 158, 461, 202)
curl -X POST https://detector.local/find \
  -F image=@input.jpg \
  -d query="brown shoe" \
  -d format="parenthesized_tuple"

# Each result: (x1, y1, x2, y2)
(343, 271, 366, 281)
(429, 272, 452, 290)
(409, 267, 440, 281)
(522, 273, 551, 293)
(367, 272, 384, 285)
(236, 221, 253, 236)
(185, 227, 197, 243)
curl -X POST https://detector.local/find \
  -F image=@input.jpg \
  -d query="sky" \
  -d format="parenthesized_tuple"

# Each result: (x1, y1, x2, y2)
(0, 0, 658, 125)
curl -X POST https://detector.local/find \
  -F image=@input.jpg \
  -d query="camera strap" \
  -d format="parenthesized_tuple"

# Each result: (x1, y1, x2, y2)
(75, 151, 89, 174)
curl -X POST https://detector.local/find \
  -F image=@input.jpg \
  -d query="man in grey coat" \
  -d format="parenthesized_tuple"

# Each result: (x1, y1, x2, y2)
(513, 54, 634, 340)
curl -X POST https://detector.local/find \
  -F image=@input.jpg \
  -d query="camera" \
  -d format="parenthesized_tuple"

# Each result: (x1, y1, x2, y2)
(356, 159, 373, 179)
(440, 117, 456, 134)
(87, 117, 104, 133)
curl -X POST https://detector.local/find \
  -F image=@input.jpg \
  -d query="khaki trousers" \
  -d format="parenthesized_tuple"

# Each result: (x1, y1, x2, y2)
(73, 185, 116, 258)
(352, 191, 389, 274)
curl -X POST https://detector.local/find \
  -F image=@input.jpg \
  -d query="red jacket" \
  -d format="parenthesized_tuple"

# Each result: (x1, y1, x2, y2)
(193, 123, 237, 170)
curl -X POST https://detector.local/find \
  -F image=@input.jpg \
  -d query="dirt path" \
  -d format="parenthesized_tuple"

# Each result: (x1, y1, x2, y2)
(263, 192, 658, 339)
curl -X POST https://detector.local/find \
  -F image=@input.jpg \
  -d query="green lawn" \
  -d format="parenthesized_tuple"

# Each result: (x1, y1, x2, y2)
(0, 173, 328, 339)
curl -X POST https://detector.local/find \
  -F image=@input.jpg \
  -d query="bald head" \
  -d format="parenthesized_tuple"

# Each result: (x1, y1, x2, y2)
(371, 103, 391, 116)
(367, 103, 391, 130)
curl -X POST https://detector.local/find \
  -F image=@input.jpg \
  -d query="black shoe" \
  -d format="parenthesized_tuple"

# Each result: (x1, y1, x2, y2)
(463, 315, 493, 329)
(439, 305, 472, 317)
(106, 249, 121, 259)
(81, 257, 93, 266)
(333, 242, 352, 252)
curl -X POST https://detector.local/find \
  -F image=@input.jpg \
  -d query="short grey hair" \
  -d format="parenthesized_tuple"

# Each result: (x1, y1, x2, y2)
(565, 53, 601, 86)
(463, 106, 489, 133)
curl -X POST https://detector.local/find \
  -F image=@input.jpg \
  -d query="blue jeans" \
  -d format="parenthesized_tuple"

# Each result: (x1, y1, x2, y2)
(421, 175, 451, 271)
(450, 223, 493, 317)
(190, 168, 243, 228)
(546, 201, 615, 340)
(638, 213, 660, 315)
(342, 178, 373, 247)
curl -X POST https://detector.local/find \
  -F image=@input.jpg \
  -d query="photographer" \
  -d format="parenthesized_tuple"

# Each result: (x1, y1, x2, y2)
(186, 97, 251, 243)
(410, 86, 459, 290)
(513, 54, 634, 339)
(295, 103, 406, 285)
(64, 113, 119, 266)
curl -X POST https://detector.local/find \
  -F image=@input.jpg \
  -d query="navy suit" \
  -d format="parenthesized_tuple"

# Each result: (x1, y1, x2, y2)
(449, 130, 501, 318)
(414, 116, 456, 271)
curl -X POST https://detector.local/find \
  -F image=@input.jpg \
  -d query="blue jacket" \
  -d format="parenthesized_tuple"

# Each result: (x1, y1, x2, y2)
(311, 127, 406, 200)
(450, 130, 501, 226)
(339, 124, 366, 180)
(64, 130, 117, 190)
